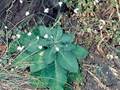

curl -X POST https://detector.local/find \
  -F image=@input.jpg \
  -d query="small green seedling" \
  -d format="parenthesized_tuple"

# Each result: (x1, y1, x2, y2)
(8, 25, 88, 90)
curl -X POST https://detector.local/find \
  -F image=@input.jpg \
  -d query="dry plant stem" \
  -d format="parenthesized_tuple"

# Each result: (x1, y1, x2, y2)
(83, 64, 97, 68)
(97, 36, 108, 57)
(33, 17, 37, 25)
(109, 67, 120, 79)
(73, 82, 81, 90)
(103, 6, 112, 16)
(50, 15, 62, 30)
(4, 0, 17, 22)
(85, 69, 111, 90)
(109, 7, 116, 19)
(115, 0, 120, 21)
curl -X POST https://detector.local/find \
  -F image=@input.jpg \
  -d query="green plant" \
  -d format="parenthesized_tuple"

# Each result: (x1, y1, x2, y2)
(8, 25, 88, 90)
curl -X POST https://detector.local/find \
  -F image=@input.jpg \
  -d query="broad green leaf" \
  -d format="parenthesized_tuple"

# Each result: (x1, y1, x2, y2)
(43, 48, 56, 65)
(51, 84, 64, 90)
(32, 26, 41, 36)
(60, 33, 75, 43)
(26, 40, 40, 53)
(32, 63, 67, 90)
(18, 33, 35, 46)
(38, 38, 52, 47)
(38, 26, 51, 37)
(73, 45, 88, 60)
(8, 25, 88, 90)
(29, 77, 48, 88)
(13, 52, 30, 65)
(52, 26, 63, 41)
(63, 44, 76, 51)
(8, 41, 18, 54)
(31, 64, 54, 89)
(68, 71, 84, 83)
(30, 53, 47, 73)
(57, 51, 78, 73)
(30, 63, 46, 73)
(50, 61, 67, 90)
(54, 61, 67, 85)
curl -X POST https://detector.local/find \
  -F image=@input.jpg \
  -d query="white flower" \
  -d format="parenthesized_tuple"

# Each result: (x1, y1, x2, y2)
(50, 35, 53, 39)
(55, 46, 59, 51)
(8, 62, 11, 65)
(27, 32, 32, 36)
(25, 11, 30, 16)
(11, 68, 14, 72)
(74, 8, 79, 14)
(44, 34, 48, 38)
(15, 66, 18, 69)
(19, 0, 23, 4)
(44, 8, 49, 13)
(38, 45, 42, 49)
(95, 0, 99, 3)
(17, 46, 24, 51)
(39, 51, 44, 56)
(4, 26, 8, 29)
(36, 36, 39, 40)
(16, 34, 21, 38)
(58, 2, 63, 7)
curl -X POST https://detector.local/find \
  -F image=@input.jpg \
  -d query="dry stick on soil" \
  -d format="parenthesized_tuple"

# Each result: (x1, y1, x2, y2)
(85, 69, 111, 90)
